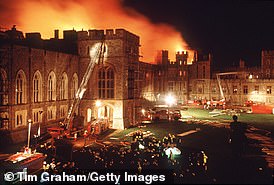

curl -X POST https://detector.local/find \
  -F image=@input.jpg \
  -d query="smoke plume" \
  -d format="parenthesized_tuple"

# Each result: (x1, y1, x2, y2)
(0, 0, 188, 62)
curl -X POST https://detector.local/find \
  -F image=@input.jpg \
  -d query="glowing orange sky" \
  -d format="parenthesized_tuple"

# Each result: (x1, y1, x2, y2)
(0, 0, 188, 63)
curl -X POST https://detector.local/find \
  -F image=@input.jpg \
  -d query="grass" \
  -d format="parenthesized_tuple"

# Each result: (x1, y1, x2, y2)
(109, 107, 274, 140)
(109, 121, 199, 142)
(184, 108, 274, 135)
(184, 108, 274, 122)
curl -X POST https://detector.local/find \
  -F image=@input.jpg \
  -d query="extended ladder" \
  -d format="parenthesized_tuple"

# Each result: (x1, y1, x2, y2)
(64, 40, 106, 132)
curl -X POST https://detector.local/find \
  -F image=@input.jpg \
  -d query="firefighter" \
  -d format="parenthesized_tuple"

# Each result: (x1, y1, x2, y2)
(74, 133, 77, 141)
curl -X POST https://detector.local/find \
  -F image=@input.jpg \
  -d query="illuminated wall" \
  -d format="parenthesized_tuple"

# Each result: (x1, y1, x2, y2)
(189, 78, 274, 105)
(77, 29, 140, 130)
(0, 38, 79, 143)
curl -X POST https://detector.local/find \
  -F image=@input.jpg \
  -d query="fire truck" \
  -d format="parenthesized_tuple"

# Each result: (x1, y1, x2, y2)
(213, 72, 274, 114)
(206, 72, 242, 109)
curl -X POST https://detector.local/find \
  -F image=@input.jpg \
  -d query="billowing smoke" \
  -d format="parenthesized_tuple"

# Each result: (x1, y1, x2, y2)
(0, 0, 188, 63)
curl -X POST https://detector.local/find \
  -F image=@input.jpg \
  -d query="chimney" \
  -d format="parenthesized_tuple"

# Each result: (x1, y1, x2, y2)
(239, 59, 245, 69)
(54, 29, 59, 39)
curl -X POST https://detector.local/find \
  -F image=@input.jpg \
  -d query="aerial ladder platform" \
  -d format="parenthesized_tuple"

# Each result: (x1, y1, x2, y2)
(48, 39, 106, 138)
(65, 41, 106, 134)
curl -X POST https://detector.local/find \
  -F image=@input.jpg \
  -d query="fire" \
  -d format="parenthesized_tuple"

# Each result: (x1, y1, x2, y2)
(0, 0, 188, 63)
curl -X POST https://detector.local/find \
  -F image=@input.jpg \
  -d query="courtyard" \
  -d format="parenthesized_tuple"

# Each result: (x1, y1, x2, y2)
(76, 108, 274, 184)
(1, 108, 273, 184)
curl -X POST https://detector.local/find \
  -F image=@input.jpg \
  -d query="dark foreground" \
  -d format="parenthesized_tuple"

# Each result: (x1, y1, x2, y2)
(0, 119, 273, 184)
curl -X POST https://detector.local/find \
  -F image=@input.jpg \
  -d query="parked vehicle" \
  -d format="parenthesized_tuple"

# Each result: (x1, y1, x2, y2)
(151, 109, 169, 121)
(151, 109, 182, 121)
(170, 110, 181, 121)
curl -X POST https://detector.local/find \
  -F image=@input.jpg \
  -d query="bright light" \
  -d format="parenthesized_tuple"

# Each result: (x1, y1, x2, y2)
(139, 143, 145, 150)
(175, 43, 185, 53)
(89, 43, 108, 63)
(95, 100, 102, 107)
(165, 94, 176, 107)
(141, 109, 145, 115)
(78, 88, 86, 99)
(27, 119, 32, 148)
(157, 93, 160, 100)
(249, 91, 265, 102)
(164, 147, 181, 157)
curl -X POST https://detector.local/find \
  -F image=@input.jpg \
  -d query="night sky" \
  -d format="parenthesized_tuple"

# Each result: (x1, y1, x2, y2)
(124, 0, 274, 69)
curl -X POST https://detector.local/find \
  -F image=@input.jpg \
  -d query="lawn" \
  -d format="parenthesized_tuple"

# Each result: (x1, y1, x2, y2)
(109, 107, 274, 140)
(183, 108, 274, 123)
(183, 108, 274, 134)
(109, 121, 201, 143)
(89, 108, 274, 184)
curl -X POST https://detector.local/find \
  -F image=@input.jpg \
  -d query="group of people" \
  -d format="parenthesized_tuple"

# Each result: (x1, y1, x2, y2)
(43, 158, 78, 174)
(36, 115, 247, 183)
(38, 132, 211, 183)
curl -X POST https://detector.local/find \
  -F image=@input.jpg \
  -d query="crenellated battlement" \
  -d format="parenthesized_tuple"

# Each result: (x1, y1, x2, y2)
(262, 50, 274, 56)
(77, 28, 139, 42)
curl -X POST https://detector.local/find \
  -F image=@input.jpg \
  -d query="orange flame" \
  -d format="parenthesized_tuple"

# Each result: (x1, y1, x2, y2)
(0, 0, 188, 63)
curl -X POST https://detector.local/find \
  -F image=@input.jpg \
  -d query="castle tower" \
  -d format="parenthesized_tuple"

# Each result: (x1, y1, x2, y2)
(77, 29, 140, 129)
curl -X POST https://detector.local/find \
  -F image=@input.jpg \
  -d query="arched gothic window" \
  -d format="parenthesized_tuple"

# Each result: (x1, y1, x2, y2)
(0, 69, 8, 105)
(15, 70, 27, 104)
(48, 71, 56, 101)
(71, 73, 78, 99)
(60, 72, 68, 100)
(98, 67, 114, 99)
(33, 71, 42, 103)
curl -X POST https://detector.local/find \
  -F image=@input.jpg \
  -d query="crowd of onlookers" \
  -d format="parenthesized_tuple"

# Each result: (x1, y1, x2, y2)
(38, 130, 212, 183)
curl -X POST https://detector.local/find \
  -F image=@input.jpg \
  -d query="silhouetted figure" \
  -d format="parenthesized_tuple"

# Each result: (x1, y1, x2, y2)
(230, 115, 247, 157)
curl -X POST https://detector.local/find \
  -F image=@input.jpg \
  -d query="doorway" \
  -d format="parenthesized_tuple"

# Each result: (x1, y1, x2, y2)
(97, 105, 113, 128)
